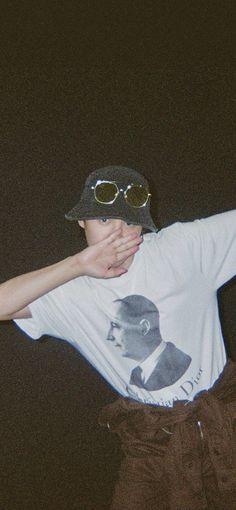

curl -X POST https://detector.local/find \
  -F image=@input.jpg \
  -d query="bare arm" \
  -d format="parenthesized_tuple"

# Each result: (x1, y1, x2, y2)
(0, 228, 142, 321)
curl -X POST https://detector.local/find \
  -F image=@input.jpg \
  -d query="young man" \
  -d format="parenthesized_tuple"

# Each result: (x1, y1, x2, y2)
(0, 165, 235, 510)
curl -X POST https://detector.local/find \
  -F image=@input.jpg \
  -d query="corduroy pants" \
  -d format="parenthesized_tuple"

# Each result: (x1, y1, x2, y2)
(99, 360, 236, 510)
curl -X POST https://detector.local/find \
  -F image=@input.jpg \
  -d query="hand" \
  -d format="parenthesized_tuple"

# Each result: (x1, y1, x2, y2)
(76, 228, 143, 278)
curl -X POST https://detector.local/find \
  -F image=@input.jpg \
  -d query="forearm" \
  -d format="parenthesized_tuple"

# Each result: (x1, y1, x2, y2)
(0, 228, 142, 320)
(0, 255, 82, 319)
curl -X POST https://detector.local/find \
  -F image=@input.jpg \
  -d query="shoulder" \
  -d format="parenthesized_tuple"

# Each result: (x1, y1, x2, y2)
(141, 222, 191, 256)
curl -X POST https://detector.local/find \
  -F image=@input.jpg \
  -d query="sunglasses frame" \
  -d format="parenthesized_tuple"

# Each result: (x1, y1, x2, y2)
(91, 180, 151, 208)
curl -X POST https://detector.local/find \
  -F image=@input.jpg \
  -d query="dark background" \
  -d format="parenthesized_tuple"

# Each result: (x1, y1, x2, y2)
(0, 2, 235, 509)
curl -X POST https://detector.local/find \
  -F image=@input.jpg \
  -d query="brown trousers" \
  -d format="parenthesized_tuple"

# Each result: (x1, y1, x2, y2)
(99, 360, 236, 510)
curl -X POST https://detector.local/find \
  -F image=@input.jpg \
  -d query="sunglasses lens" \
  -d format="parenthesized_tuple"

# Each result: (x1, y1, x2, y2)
(95, 182, 118, 203)
(125, 186, 149, 207)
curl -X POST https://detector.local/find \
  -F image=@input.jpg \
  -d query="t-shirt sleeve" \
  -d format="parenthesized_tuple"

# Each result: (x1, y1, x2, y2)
(181, 209, 236, 289)
(14, 300, 48, 339)
(13, 283, 72, 340)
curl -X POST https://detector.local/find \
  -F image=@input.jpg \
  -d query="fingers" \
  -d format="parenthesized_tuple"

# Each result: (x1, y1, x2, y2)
(106, 228, 139, 245)
(105, 228, 123, 245)
(117, 235, 142, 252)
(115, 234, 143, 256)
(116, 245, 140, 262)
(101, 228, 143, 264)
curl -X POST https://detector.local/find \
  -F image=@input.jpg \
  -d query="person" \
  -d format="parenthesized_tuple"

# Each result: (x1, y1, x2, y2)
(106, 295, 192, 390)
(0, 165, 235, 510)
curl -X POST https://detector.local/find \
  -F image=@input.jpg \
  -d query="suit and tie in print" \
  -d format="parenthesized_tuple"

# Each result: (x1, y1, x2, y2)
(130, 341, 191, 391)
(106, 295, 192, 392)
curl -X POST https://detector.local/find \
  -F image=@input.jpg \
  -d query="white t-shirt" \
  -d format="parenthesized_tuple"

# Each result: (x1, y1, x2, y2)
(15, 210, 236, 407)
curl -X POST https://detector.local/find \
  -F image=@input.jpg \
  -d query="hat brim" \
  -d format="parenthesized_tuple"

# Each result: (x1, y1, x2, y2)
(65, 208, 158, 233)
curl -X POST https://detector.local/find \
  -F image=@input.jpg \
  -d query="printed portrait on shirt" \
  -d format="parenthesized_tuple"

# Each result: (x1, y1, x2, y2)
(106, 294, 192, 391)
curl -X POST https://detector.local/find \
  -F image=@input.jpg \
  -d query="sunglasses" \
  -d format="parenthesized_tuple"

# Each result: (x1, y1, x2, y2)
(91, 180, 151, 208)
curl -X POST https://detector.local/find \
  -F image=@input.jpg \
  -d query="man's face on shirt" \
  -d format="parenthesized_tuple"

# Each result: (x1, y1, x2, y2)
(107, 309, 155, 362)
(78, 218, 142, 269)
(107, 320, 141, 359)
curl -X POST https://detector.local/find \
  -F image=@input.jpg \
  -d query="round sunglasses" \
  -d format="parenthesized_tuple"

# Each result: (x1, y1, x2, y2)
(91, 180, 151, 208)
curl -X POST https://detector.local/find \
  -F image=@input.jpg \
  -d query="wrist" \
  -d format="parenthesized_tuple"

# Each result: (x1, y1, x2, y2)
(68, 253, 86, 278)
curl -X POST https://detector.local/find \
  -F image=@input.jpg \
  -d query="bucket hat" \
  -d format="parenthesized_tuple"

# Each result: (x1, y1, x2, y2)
(65, 165, 158, 233)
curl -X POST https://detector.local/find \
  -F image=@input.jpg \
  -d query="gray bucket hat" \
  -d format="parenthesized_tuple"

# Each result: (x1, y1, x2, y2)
(65, 165, 158, 233)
